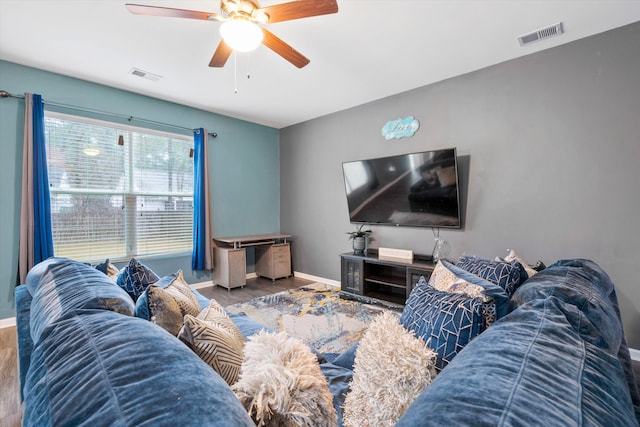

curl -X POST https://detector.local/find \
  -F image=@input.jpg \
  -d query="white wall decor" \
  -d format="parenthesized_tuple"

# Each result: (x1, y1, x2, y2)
(381, 116, 420, 140)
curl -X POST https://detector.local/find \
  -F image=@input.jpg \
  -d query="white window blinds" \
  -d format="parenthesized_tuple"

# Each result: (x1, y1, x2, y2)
(44, 112, 193, 262)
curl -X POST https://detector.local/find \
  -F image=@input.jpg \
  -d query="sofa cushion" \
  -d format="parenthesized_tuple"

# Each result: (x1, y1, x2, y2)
(318, 361, 353, 427)
(233, 331, 337, 427)
(15, 285, 33, 401)
(178, 300, 246, 386)
(343, 312, 437, 427)
(26, 257, 135, 344)
(400, 277, 485, 370)
(116, 257, 159, 301)
(23, 309, 255, 427)
(396, 294, 638, 427)
(456, 255, 526, 295)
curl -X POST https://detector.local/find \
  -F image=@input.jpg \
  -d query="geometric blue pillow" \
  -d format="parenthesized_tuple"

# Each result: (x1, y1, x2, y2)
(116, 258, 159, 302)
(400, 277, 485, 370)
(455, 255, 526, 296)
(439, 260, 512, 319)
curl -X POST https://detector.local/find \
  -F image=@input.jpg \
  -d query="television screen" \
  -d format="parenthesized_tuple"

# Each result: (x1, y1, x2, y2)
(342, 148, 461, 228)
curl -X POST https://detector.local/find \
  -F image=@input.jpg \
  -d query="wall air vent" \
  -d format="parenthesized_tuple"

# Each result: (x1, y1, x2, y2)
(129, 68, 162, 81)
(517, 22, 564, 46)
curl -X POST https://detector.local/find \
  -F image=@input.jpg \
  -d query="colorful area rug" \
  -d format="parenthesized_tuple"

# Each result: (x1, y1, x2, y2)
(225, 283, 390, 357)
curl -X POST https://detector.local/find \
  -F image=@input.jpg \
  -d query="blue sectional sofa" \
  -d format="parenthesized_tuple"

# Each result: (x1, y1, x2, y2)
(15, 257, 640, 426)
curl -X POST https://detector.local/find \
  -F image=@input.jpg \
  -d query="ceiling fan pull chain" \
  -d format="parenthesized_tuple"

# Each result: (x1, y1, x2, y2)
(247, 53, 251, 80)
(234, 51, 238, 94)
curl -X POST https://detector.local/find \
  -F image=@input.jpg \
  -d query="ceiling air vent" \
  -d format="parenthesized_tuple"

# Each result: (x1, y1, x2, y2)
(129, 68, 162, 81)
(517, 22, 564, 46)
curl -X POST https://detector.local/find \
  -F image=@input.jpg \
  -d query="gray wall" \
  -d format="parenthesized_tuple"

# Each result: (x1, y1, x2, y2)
(280, 22, 640, 348)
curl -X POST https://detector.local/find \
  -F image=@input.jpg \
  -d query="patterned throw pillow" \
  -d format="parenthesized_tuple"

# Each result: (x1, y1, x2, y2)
(400, 278, 486, 370)
(429, 261, 485, 298)
(427, 260, 512, 322)
(456, 255, 526, 296)
(146, 270, 201, 336)
(427, 262, 496, 327)
(343, 312, 437, 427)
(116, 258, 159, 301)
(179, 303, 245, 385)
(233, 331, 337, 427)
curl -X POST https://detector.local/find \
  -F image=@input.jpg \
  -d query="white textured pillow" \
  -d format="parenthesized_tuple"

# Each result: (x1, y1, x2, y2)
(343, 312, 437, 427)
(233, 331, 337, 427)
(428, 260, 485, 298)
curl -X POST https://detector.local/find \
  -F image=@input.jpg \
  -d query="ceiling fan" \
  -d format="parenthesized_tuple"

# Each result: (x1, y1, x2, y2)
(126, 0, 339, 68)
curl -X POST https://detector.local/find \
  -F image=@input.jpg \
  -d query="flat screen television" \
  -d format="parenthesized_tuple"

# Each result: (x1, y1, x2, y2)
(342, 148, 461, 228)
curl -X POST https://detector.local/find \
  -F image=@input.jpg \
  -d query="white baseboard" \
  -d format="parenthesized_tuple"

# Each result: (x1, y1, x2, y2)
(192, 271, 339, 289)
(0, 317, 16, 329)
(190, 273, 258, 290)
(293, 271, 340, 288)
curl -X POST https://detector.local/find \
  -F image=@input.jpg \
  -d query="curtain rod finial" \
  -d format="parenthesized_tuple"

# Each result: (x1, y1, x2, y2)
(209, 132, 217, 138)
(0, 90, 11, 98)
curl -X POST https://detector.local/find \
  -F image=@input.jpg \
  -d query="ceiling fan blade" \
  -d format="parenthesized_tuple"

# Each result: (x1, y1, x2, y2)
(261, 0, 338, 24)
(209, 40, 233, 67)
(125, 4, 223, 21)
(261, 28, 310, 68)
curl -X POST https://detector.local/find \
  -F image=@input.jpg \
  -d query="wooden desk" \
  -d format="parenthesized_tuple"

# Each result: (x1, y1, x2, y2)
(214, 233, 291, 249)
(212, 234, 292, 289)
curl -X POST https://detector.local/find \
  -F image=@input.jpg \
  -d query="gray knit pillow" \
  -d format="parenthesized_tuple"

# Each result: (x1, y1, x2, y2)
(343, 312, 437, 427)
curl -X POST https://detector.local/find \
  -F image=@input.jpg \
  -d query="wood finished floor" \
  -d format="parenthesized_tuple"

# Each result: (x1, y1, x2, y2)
(0, 275, 312, 427)
(196, 275, 315, 306)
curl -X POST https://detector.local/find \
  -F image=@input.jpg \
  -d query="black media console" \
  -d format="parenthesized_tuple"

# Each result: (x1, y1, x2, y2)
(339, 250, 434, 308)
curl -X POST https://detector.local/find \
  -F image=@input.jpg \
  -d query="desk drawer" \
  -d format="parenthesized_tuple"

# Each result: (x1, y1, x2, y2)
(256, 243, 291, 280)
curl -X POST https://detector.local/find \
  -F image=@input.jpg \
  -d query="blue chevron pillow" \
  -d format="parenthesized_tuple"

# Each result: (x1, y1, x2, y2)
(400, 278, 485, 371)
(455, 255, 526, 296)
(116, 258, 159, 301)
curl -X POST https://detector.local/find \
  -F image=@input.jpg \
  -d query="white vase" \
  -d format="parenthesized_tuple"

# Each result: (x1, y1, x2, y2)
(432, 238, 450, 263)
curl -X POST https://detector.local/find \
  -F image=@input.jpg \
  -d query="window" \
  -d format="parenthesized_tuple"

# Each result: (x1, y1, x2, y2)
(44, 112, 194, 262)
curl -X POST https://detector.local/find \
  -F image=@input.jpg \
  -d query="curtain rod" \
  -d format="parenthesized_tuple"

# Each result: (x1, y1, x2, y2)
(0, 90, 217, 137)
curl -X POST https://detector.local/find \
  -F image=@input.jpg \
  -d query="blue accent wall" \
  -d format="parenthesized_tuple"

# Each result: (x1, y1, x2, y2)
(0, 60, 280, 318)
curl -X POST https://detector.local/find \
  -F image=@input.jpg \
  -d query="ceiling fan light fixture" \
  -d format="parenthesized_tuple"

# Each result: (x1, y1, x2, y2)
(220, 18, 263, 52)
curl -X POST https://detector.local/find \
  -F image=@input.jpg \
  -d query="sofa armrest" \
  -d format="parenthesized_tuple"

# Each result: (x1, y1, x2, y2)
(15, 284, 32, 401)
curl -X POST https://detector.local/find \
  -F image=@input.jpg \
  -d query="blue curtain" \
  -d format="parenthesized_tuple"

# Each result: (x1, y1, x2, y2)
(18, 93, 54, 284)
(32, 95, 54, 263)
(192, 128, 212, 270)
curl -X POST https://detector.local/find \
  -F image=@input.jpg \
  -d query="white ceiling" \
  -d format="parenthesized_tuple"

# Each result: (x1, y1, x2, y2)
(1, 1, 639, 129)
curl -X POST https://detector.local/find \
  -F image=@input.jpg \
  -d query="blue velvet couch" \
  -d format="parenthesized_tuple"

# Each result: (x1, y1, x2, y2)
(15, 258, 640, 426)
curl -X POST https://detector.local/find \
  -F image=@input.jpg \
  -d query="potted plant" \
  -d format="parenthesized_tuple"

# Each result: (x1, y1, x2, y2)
(346, 224, 372, 254)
